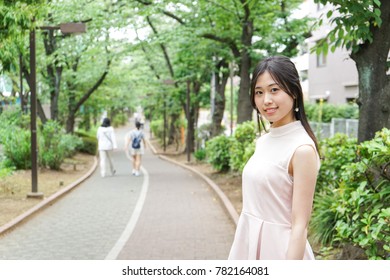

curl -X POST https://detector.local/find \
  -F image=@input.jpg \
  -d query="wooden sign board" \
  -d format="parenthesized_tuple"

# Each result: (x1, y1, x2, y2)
(60, 23, 86, 34)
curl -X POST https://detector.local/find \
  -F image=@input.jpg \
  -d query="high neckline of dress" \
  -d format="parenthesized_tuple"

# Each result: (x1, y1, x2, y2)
(269, 121, 302, 137)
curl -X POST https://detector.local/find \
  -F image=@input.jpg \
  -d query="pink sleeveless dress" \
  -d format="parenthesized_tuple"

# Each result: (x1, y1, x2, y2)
(228, 121, 318, 260)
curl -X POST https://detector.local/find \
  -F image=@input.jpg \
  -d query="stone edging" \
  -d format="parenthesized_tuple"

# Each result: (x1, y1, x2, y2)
(146, 139, 239, 226)
(0, 156, 98, 236)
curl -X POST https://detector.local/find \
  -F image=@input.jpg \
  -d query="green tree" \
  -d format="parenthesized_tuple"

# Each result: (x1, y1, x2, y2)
(314, 0, 390, 142)
(132, 0, 311, 125)
(0, 0, 46, 113)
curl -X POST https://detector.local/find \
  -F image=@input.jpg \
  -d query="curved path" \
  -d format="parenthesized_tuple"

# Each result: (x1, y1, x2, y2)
(0, 123, 235, 260)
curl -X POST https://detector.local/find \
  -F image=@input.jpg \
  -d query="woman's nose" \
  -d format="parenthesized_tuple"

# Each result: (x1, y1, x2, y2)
(263, 92, 272, 104)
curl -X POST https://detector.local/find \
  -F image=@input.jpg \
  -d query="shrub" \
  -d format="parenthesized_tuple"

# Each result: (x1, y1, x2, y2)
(316, 134, 357, 192)
(196, 123, 212, 144)
(0, 161, 14, 179)
(150, 119, 164, 142)
(241, 142, 256, 172)
(40, 120, 83, 170)
(1, 126, 32, 169)
(233, 121, 256, 144)
(205, 135, 232, 172)
(194, 148, 206, 162)
(334, 128, 390, 259)
(305, 102, 359, 123)
(75, 131, 98, 155)
(311, 128, 390, 259)
(112, 112, 128, 127)
(0, 107, 29, 135)
(229, 139, 244, 172)
(229, 121, 256, 172)
(61, 134, 83, 158)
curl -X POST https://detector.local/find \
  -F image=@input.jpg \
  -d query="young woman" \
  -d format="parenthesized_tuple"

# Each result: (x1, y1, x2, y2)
(228, 56, 320, 260)
(96, 117, 117, 177)
(125, 121, 146, 176)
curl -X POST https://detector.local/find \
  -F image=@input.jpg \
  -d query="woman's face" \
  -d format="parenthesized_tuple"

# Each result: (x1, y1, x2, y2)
(254, 71, 295, 128)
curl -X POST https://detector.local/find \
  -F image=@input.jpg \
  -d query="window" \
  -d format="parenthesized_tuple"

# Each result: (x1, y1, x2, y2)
(317, 52, 327, 67)
(300, 70, 308, 82)
(315, 98, 328, 104)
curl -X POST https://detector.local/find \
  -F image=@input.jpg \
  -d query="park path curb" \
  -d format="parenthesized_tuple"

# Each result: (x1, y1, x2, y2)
(146, 139, 239, 226)
(0, 157, 98, 236)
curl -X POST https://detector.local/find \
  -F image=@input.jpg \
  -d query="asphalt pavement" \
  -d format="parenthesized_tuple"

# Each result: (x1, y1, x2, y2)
(0, 122, 235, 260)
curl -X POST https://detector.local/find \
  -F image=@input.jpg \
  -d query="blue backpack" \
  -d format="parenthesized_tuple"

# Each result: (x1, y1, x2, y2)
(131, 134, 142, 149)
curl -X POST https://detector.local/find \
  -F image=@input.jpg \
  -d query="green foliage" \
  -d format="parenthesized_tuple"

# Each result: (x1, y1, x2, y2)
(196, 123, 213, 142)
(40, 120, 83, 170)
(0, 161, 14, 179)
(0, 108, 30, 138)
(150, 119, 164, 143)
(0, 109, 32, 170)
(311, 128, 390, 259)
(74, 131, 98, 155)
(0, 0, 47, 71)
(194, 148, 206, 162)
(232, 121, 257, 144)
(204, 121, 257, 173)
(313, 0, 383, 54)
(112, 112, 128, 127)
(229, 121, 256, 172)
(1, 126, 32, 169)
(316, 134, 358, 192)
(305, 102, 359, 123)
(205, 135, 232, 172)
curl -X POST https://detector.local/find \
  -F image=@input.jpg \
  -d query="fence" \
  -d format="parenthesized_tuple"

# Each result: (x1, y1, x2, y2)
(309, 118, 358, 139)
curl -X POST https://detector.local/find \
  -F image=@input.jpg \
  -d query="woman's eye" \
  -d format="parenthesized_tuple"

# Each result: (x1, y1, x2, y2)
(271, 88, 279, 93)
(255, 91, 263, 95)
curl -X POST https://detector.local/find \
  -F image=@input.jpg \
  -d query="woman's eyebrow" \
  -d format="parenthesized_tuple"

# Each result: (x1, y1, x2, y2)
(255, 83, 278, 89)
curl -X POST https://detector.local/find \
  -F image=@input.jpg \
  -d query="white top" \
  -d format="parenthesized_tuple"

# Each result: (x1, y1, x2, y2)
(228, 121, 319, 260)
(96, 126, 117, 150)
(127, 129, 144, 150)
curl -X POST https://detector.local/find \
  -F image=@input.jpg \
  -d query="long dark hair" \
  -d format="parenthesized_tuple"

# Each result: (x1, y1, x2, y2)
(250, 55, 319, 154)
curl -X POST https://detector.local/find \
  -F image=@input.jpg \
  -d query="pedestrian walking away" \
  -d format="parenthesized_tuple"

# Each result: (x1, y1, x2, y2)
(125, 121, 146, 176)
(96, 117, 117, 177)
(228, 55, 320, 260)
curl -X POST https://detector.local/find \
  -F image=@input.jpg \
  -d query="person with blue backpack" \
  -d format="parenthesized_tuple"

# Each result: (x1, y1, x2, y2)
(125, 121, 146, 176)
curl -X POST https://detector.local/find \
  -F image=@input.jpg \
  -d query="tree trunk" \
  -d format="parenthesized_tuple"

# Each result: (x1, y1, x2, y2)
(66, 111, 76, 134)
(43, 29, 62, 121)
(22, 64, 47, 122)
(168, 113, 179, 145)
(190, 81, 201, 152)
(211, 59, 229, 137)
(48, 67, 62, 120)
(66, 87, 77, 133)
(37, 98, 48, 124)
(236, 10, 253, 124)
(351, 0, 390, 142)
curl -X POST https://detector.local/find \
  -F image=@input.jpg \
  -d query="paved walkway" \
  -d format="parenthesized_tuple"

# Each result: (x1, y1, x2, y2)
(0, 122, 235, 260)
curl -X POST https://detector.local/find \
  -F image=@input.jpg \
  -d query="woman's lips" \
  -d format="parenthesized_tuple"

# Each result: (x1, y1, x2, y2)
(264, 107, 277, 115)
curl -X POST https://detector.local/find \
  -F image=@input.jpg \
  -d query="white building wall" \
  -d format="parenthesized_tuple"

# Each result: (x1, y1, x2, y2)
(306, 2, 359, 104)
(294, 0, 359, 105)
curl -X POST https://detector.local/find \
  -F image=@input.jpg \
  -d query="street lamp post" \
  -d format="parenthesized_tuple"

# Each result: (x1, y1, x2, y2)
(186, 80, 191, 162)
(27, 22, 86, 199)
(27, 28, 40, 198)
(229, 61, 234, 136)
